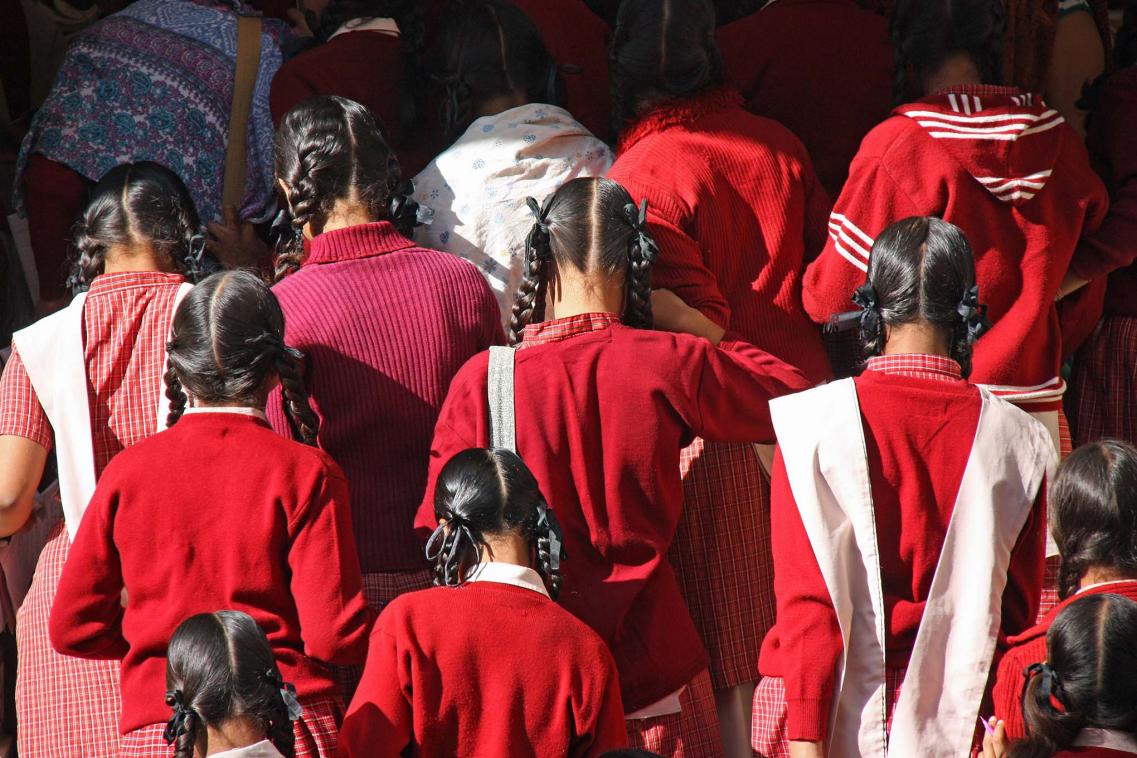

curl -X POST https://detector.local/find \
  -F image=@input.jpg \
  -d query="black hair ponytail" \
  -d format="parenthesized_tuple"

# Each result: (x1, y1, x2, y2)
(165, 271, 320, 445)
(1009, 594, 1137, 758)
(272, 96, 416, 282)
(165, 611, 298, 758)
(507, 178, 658, 345)
(849, 216, 990, 377)
(70, 161, 211, 294)
(891, 0, 1005, 103)
(427, 448, 565, 599)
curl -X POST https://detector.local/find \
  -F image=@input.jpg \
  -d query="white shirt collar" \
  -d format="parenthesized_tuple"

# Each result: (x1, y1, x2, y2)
(207, 740, 286, 758)
(1072, 728, 1137, 753)
(183, 406, 269, 422)
(330, 16, 399, 40)
(465, 562, 550, 598)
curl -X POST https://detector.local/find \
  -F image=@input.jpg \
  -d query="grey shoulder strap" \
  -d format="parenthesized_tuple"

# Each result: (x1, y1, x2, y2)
(487, 346, 517, 453)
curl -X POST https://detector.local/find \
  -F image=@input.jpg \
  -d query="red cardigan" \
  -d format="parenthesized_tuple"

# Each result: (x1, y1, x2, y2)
(49, 412, 372, 733)
(992, 580, 1137, 741)
(803, 86, 1109, 404)
(340, 578, 627, 757)
(414, 314, 810, 710)
(716, 0, 893, 198)
(268, 222, 502, 574)
(607, 88, 834, 385)
(758, 358, 1047, 741)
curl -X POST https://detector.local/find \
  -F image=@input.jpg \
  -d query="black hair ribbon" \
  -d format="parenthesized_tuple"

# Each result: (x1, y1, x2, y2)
(263, 669, 304, 721)
(425, 514, 482, 586)
(183, 233, 208, 282)
(163, 690, 194, 744)
(956, 284, 992, 343)
(1023, 662, 1068, 715)
(536, 502, 566, 571)
(623, 199, 659, 264)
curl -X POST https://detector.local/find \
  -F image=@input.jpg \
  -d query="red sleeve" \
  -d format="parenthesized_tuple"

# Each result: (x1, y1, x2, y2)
(999, 477, 1047, 638)
(48, 475, 128, 659)
(991, 638, 1044, 740)
(803, 161, 834, 263)
(646, 214, 733, 330)
(269, 61, 318, 127)
(767, 449, 842, 742)
(0, 347, 52, 450)
(802, 153, 925, 324)
(338, 621, 414, 756)
(288, 463, 373, 666)
(573, 647, 628, 757)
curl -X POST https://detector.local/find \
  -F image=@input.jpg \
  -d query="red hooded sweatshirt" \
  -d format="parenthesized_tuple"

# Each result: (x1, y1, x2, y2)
(803, 86, 1109, 408)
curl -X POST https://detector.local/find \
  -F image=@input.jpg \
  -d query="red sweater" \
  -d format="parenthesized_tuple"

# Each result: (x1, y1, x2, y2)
(992, 580, 1137, 740)
(758, 356, 1047, 741)
(340, 574, 627, 757)
(268, 222, 502, 574)
(607, 88, 833, 385)
(716, 0, 893, 198)
(414, 314, 810, 710)
(803, 86, 1109, 404)
(49, 412, 372, 733)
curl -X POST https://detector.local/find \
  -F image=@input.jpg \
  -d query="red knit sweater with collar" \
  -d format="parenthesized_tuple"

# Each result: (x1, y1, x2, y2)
(268, 222, 503, 574)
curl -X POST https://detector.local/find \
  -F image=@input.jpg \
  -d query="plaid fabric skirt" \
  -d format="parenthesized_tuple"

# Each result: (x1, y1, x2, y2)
(751, 668, 906, 758)
(670, 439, 773, 691)
(1069, 316, 1137, 448)
(16, 521, 124, 758)
(337, 568, 433, 702)
(119, 696, 342, 757)
(626, 669, 723, 758)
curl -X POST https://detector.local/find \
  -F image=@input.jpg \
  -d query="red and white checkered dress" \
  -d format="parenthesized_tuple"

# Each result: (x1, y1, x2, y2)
(627, 669, 724, 758)
(118, 696, 342, 757)
(2, 272, 185, 757)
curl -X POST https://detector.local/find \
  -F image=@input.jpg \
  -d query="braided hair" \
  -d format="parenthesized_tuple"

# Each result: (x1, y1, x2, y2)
(891, 0, 1005, 103)
(610, 0, 724, 137)
(271, 96, 417, 282)
(432, 0, 561, 144)
(70, 161, 211, 294)
(1009, 594, 1137, 758)
(508, 177, 658, 345)
(164, 271, 320, 445)
(852, 216, 990, 378)
(426, 448, 565, 599)
(1050, 440, 1137, 601)
(164, 611, 297, 758)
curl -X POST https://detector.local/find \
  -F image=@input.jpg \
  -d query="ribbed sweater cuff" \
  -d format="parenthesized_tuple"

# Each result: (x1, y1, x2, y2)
(786, 697, 830, 742)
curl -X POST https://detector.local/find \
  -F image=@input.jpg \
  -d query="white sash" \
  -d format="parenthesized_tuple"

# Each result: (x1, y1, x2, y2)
(771, 379, 1053, 758)
(13, 283, 192, 539)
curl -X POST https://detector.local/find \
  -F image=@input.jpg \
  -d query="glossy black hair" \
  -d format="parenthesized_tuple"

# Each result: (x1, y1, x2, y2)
(70, 161, 210, 293)
(432, 0, 560, 143)
(428, 448, 565, 599)
(858, 216, 990, 378)
(271, 95, 417, 282)
(891, 0, 1005, 102)
(1051, 440, 1137, 601)
(1010, 594, 1137, 758)
(509, 177, 656, 345)
(610, 0, 724, 136)
(165, 611, 295, 758)
(164, 271, 319, 445)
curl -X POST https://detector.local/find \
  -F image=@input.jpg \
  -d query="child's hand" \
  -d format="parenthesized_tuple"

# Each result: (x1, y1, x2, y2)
(207, 205, 268, 271)
(651, 289, 725, 345)
(981, 717, 1007, 758)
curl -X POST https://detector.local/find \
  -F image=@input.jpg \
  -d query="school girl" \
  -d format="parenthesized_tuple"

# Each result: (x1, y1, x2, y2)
(0, 162, 203, 756)
(416, 176, 811, 757)
(753, 217, 1052, 758)
(268, 96, 501, 654)
(411, 0, 611, 323)
(162, 611, 302, 758)
(49, 271, 371, 757)
(342, 448, 627, 757)
(993, 441, 1137, 741)
(605, 1, 832, 748)
(802, 0, 1108, 457)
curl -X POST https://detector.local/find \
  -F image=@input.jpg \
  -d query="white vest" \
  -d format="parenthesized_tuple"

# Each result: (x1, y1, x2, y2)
(771, 379, 1054, 758)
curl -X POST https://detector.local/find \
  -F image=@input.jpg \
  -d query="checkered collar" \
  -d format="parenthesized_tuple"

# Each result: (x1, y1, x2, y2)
(863, 354, 963, 382)
(519, 312, 621, 348)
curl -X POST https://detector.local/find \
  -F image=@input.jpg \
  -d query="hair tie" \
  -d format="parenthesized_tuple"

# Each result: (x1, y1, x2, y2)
(1023, 662, 1069, 715)
(956, 284, 992, 343)
(851, 282, 883, 337)
(262, 669, 304, 721)
(244, 333, 301, 362)
(163, 690, 195, 744)
(623, 199, 659, 265)
(535, 502, 566, 572)
(425, 515, 481, 586)
(270, 207, 293, 244)
(181, 233, 208, 281)
(525, 197, 551, 237)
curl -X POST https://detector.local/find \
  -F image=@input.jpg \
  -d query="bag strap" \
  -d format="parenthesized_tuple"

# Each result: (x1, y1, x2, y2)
(487, 346, 516, 453)
(222, 15, 263, 212)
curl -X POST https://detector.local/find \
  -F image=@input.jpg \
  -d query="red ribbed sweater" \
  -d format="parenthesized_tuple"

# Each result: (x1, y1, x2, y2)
(607, 88, 834, 385)
(268, 222, 503, 573)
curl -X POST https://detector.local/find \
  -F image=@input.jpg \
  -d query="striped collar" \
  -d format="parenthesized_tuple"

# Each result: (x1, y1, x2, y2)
(863, 354, 963, 383)
(465, 562, 550, 598)
(519, 312, 620, 348)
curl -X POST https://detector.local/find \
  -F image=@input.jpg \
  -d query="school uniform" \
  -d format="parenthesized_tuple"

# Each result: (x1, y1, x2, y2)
(1068, 66, 1137, 448)
(716, 0, 893, 198)
(340, 562, 627, 757)
(606, 86, 832, 691)
(992, 580, 1137, 741)
(753, 354, 1052, 758)
(0, 270, 190, 757)
(49, 409, 372, 758)
(415, 313, 810, 756)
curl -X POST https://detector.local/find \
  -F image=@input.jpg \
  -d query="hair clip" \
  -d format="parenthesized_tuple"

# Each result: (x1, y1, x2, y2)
(263, 669, 303, 721)
(163, 689, 194, 744)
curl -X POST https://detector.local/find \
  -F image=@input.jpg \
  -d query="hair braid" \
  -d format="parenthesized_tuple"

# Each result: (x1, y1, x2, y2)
(164, 363, 188, 428)
(622, 201, 657, 330)
(508, 214, 552, 345)
(534, 515, 563, 600)
(273, 150, 324, 283)
(274, 351, 319, 446)
(266, 698, 297, 758)
(172, 710, 198, 758)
